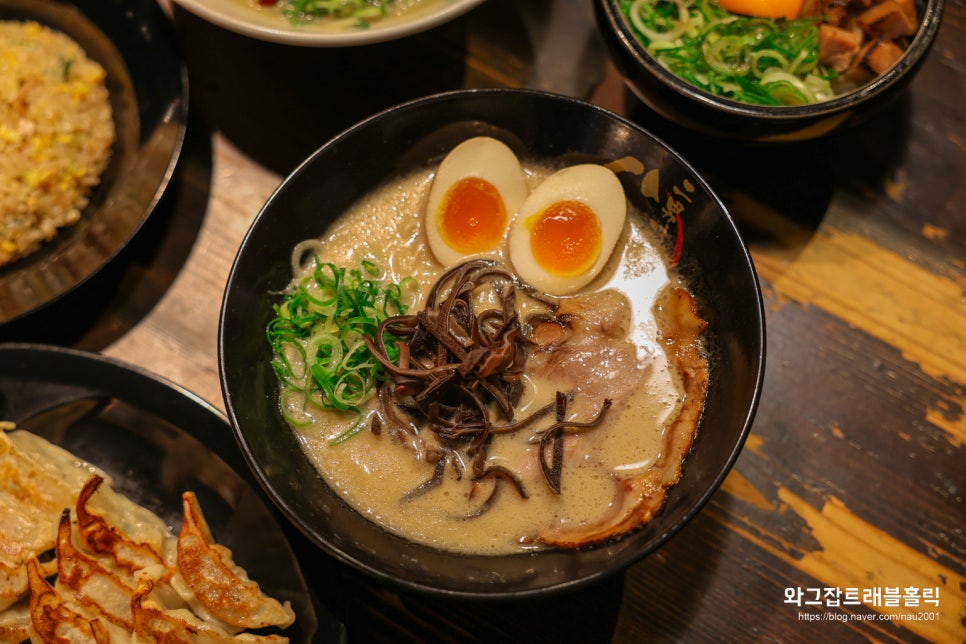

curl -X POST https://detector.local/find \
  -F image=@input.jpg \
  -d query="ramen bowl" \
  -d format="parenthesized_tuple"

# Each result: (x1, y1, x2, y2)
(593, 0, 944, 142)
(172, 0, 485, 46)
(219, 88, 765, 597)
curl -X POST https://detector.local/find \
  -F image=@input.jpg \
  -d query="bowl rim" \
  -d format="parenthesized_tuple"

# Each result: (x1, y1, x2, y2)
(219, 87, 767, 598)
(597, 0, 945, 119)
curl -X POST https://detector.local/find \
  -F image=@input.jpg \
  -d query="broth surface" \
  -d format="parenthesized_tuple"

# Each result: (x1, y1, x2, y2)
(242, 0, 448, 32)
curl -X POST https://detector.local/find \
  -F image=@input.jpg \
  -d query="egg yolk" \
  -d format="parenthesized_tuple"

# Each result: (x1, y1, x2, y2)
(438, 177, 507, 254)
(717, 0, 803, 19)
(528, 200, 602, 277)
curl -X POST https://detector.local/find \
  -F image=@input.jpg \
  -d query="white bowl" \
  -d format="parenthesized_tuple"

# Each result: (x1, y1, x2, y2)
(172, 0, 486, 46)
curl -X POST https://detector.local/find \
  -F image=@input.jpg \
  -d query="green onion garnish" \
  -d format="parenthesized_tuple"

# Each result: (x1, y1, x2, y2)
(267, 259, 414, 436)
(620, 0, 837, 105)
(281, 0, 390, 25)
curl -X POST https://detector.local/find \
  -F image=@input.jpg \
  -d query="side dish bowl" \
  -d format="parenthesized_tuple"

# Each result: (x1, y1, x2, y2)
(593, 0, 944, 142)
(219, 89, 765, 597)
(0, 0, 187, 324)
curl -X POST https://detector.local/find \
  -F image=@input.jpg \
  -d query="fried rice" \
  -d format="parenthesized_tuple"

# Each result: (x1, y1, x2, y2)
(0, 20, 115, 267)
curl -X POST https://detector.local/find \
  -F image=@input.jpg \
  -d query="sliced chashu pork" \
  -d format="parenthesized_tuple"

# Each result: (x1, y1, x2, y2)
(527, 288, 644, 418)
(537, 287, 709, 547)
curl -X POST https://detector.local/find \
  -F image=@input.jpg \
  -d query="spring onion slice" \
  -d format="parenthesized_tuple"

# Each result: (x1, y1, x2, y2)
(282, 0, 389, 25)
(329, 413, 369, 445)
(629, 0, 691, 42)
(750, 49, 790, 77)
(619, 0, 837, 105)
(267, 259, 414, 433)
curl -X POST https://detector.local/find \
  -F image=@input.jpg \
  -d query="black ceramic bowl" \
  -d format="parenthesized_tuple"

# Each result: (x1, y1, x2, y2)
(219, 89, 765, 597)
(594, 0, 944, 142)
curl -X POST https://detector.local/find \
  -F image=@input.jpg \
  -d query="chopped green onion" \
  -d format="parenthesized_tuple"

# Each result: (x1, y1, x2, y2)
(267, 259, 414, 434)
(329, 413, 369, 445)
(750, 49, 790, 77)
(281, 0, 390, 25)
(763, 79, 811, 104)
(619, 0, 837, 105)
(703, 35, 752, 76)
(629, 0, 691, 42)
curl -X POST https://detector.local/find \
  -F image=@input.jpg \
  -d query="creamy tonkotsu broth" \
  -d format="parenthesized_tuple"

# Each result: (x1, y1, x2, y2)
(271, 157, 705, 555)
(244, 0, 449, 32)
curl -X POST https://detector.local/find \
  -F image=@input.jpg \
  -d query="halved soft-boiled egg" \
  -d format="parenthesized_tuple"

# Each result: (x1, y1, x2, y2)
(508, 164, 627, 295)
(717, 0, 803, 19)
(425, 137, 529, 267)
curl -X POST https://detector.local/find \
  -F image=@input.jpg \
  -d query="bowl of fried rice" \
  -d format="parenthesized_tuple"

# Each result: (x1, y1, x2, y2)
(0, 0, 187, 324)
(0, 21, 115, 268)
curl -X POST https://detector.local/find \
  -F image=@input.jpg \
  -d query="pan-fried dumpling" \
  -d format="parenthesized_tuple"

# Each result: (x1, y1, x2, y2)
(54, 508, 137, 633)
(176, 492, 296, 631)
(0, 558, 31, 615)
(0, 594, 30, 643)
(0, 430, 90, 556)
(27, 557, 111, 643)
(0, 496, 49, 568)
(0, 425, 297, 642)
(75, 475, 169, 576)
(132, 574, 290, 643)
(4, 429, 103, 492)
(0, 557, 57, 618)
(0, 429, 101, 611)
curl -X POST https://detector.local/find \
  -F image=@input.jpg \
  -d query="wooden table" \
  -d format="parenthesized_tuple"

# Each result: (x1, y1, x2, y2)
(3, 0, 963, 641)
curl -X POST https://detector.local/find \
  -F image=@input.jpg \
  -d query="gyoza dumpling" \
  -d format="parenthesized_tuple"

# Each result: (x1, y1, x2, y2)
(53, 508, 137, 634)
(175, 492, 295, 631)
(0, 429, 103, 611)
(0, 592, 30, 643)
(27, 556, 111, 643)
(132, 573, 289, 643)
(75, 475, 170, 576)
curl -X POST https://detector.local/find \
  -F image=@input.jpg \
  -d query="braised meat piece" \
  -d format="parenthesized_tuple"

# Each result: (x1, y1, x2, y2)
(538, 287, 709, 547)
(810, 0, 917, 83)
(527, 289, 642, 417)
(819, 24, 864, 72)
(858, 0, 917, 39)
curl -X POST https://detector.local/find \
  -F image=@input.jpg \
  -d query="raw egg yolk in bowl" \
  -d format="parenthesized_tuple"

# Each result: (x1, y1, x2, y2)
(717, 0, 803, 19)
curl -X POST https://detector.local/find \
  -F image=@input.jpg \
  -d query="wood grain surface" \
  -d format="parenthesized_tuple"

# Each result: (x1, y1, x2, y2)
(1, 0, 963, 641)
